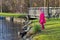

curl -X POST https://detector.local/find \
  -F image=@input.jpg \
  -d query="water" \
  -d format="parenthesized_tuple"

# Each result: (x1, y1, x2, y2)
(0, 19, 21, 40)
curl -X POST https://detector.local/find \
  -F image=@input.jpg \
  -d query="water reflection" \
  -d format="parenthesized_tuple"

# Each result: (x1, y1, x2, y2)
(0, 19, 21, 40)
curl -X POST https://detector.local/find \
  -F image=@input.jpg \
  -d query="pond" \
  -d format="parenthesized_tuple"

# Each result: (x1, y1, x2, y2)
(0, 17, 21, 40)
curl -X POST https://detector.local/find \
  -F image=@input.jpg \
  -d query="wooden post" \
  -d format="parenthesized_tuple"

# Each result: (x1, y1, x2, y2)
(59, 0, 60, 7)
(10, 17, 14, 22)
(47, 0, 50, 19)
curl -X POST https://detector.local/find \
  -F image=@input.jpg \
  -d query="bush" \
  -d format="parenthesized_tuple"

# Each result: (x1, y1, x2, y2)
(33, 25, 41, 32)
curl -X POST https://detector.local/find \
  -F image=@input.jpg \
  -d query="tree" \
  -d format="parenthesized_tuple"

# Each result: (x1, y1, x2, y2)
(2, 0, 29, 13)
(0, 0, 2, 12)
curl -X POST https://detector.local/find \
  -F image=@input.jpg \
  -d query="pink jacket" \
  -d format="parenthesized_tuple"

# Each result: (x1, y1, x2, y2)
(39, 12, 46, 24)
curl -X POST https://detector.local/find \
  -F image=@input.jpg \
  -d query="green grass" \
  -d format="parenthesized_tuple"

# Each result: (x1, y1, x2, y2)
(32, 19, 60, 40)
(0, 13, 26, 17)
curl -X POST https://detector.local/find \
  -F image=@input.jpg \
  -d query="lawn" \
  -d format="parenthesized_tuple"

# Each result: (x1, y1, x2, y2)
(0, 13, 26, 17)
(31, 19, 60, 40)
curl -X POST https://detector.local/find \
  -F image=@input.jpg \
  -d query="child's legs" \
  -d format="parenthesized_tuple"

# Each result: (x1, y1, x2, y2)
(41, 23, 45, 30)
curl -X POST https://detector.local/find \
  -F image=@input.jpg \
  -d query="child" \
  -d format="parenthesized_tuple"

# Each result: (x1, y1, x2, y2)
(39, 8, 46, 30)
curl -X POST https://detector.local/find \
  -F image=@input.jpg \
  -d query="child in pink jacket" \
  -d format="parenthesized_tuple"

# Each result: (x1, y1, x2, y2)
(39, 9, 46, 30)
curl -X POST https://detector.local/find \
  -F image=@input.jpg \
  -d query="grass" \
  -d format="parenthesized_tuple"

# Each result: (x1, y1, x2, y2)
(0, 12, 26, 17)
(32, 18, 60, 40)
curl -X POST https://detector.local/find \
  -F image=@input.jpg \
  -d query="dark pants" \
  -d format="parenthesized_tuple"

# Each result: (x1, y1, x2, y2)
(41, 23, 45, 30)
